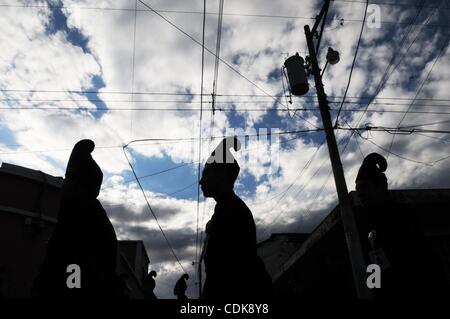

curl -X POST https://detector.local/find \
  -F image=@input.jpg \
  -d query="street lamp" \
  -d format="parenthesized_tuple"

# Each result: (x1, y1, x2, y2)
(326, 47, 340, 65)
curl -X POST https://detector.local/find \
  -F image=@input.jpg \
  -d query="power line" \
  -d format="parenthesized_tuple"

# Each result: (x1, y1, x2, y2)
(123, 133, 317, 185)
(3, 89, 450, 102)
(334, 0, 447, 8)
(337, 123, 450, 171)
(338, 126, 450, 134)
(134, 0, 318, 129)
(278, 111, 413, 237)
(4, 96, 450, 107)
(261, 130, 351, 235)
(0, 144, 122, 155)
(334, 0, 369, 127)
(328, 101, 450, 107)
(358, 134, 450, 166)
(123, 162, 193, 184)
(260, 136, 326, 235)
(130, 0, 138, 139)
(195, 0, 207, 287)
(301, 169, 334, 220)
(349, 1, 427, 125)
(399, 119, 450, 128)
(336, 1, 430, 167)
(331, 109, 450, 115)
(167, 181, 198, 197)
(0, 129, 324, 156)
(1, 3, 449, 24)
(238, 134, 315, 209)
(412, 132, 450, 143)
(256, 137, 323, 206)
(198, 0, 226, 279)
(103, 181, 197, 206)
(4, 98, 450, 108)
(4, 105, 450, 115)
(2, 125, 448, 157)
(381, 2, 444, 86)
(325, 106, 450, 116)
(212, 0, 225, 112)
(288, 131, 359, 232)
(119, 131, 320, 185)
(353, 132, 366, 159)
(386, 32, 449, 159)
(122, 146, 186, 274)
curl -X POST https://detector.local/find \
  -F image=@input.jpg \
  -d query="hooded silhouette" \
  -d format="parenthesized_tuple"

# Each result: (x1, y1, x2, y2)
(355, 152, 388, 206)
(200, 137, 272, 299)
(354, 153, 430, 297)
(143, 270, 157, 299)
(35, 139, 118, 298)
(173, 273, 189, 300)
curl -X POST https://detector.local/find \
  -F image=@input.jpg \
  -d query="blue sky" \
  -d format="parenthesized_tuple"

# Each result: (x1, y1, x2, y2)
(40, 0, 321, 202)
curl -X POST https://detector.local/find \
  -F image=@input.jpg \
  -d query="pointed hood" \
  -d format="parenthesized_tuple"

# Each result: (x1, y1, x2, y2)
(205, 136, 241, 184)
(355, 152, 388, 190)
(65, 139, 103, 198)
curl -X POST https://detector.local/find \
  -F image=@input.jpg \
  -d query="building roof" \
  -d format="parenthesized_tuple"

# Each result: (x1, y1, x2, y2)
(257, 233, 309, 247)
(0, 162, 63, 188)
(257, 233, 310, 280)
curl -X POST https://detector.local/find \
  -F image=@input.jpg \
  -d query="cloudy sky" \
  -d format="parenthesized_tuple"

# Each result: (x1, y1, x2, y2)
(0, 0, 449, 298)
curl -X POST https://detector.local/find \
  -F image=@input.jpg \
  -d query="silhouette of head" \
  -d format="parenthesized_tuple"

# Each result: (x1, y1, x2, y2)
(64, 139, 103, 199)
(182, 274, 189, 280)
(149, 270, 157, 277)
(200, 136, 241, 198)
(355, 152, 388, 205)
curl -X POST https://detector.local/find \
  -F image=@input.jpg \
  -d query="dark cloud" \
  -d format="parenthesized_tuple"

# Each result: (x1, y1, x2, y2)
(115, 223, 196, 265)
(104, 200, 184, 224)
(256, 202, 335, 242)
(114, 222, 198, 298)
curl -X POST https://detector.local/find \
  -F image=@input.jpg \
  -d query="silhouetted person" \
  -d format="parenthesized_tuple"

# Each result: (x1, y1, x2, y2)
(354, 153, 443, 297)
(174, 274, 189, 300)
(35, 139, 118, 298)
(200, 137, 272, 299)
(143, 270, 157, 299)
(355, 152, 388, 206)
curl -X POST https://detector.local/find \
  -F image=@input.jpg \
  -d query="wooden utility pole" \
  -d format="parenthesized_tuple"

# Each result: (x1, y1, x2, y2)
(303, 0, 372, 298)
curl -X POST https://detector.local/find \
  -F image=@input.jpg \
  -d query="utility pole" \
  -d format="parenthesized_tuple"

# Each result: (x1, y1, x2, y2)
(303, 0, 372, 298)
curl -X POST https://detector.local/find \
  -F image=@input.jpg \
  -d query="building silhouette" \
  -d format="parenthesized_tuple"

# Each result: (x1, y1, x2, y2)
(0, 163, 150, 298)
(258, 189, 450, 298)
